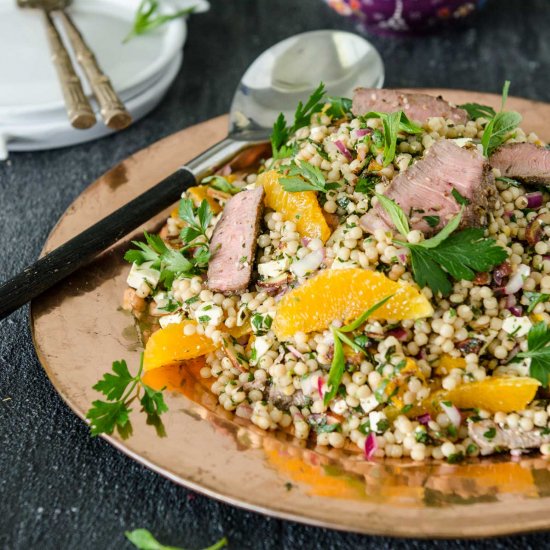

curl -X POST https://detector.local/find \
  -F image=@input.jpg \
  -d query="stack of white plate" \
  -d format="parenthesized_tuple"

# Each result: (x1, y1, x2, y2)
(0, 0, 208, 159)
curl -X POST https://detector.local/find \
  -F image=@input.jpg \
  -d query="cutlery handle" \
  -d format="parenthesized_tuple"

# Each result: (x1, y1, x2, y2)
(42, 10, 96, 130)
(56, 10, 132, 130)
(0, 167, 195, 321)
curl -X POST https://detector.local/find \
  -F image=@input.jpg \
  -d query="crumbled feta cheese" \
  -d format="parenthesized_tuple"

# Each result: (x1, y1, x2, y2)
(126, 261, 160, 290)
(369, 410, 387, 432)
(194, 301, 223, 326)
(332, 399, 348, 415)
(502, 316, 533, 338)
(257, 258, 290, 279)
(159, 313, 183, 328)
(452, 138, 473, 148)
(236, 304, 249, 327)
(251, 336, 272, 365)
(330, 260, 358, 270)
(360, 394, 379, 414)
(494, 358, 531, 377)
(153, 292, 169, 309)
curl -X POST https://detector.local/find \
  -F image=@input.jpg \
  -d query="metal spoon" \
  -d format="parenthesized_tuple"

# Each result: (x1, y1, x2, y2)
(0, 29, 384, 320)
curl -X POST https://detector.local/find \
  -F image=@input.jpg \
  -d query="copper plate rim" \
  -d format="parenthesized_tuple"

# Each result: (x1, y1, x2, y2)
(30, 91, 550, 538)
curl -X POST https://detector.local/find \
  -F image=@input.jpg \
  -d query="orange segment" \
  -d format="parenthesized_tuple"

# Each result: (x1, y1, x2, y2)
(259, 170, 331, 243)
(433, 377, 540, 413)
(143, 321, 217, 371)
(435, 354, 466, 376)
(272, 268, 433, 340)
(187, 186, 222, 214)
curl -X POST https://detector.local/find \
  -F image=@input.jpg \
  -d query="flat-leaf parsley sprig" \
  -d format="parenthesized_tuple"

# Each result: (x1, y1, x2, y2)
(278, 160, 340, 193)
(124, 198, 213, 288)
(324, 295, 393, 406)
(514, 322, 550, 387)
(376, 194, 508, 296)
(86, 355, 168, 439)
(126, 529, 228, 550)
(125, 0, 196, 42)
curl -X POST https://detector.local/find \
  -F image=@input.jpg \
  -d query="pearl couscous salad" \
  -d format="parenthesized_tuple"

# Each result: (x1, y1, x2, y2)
(107, 83, 550, 463)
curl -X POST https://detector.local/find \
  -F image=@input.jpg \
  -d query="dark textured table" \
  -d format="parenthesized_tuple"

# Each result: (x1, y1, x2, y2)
(2, 1, 550, 548)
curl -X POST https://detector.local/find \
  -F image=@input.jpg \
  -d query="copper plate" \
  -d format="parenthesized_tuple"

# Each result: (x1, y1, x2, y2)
(31, 91, 550, 538)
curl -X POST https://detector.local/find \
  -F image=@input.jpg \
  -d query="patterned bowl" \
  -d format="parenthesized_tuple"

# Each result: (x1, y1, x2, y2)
(324, 0, 488, 35)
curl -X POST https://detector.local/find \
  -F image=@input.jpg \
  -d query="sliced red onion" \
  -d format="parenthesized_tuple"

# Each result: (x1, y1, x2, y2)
(441, 402, 461, 428)
(526, 191, 543, 209)
(355, 128, 372, 138)
(317, 376, 325, 398)
(417, 413, 432, 426)
(301, 371, 322, 396)
(364, 432, 378, 461)
(508, 305, 524, 317)
(504, 264, 530, 295)
(287, 345, 305, 360)
(301, 237, 311, 247)
(505, 294, 517, 308)
(503, 211, 514, 219)
(395, 247, 410, 265)
(334, 139, 353, 161)
(386, 327, 408, 341)
(290, 248, 325, 278)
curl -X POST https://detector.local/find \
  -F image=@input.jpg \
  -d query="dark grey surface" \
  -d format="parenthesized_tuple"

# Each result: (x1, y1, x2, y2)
(1, 1, 550, 548)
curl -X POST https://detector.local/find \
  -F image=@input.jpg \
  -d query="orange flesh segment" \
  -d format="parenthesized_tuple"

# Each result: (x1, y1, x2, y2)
(259, 170, 331, 243)
(187, 185, 222, 214)
(432, 376, 540, 413)
(143, 321, 217, 371)
(272, 268, 434, 340)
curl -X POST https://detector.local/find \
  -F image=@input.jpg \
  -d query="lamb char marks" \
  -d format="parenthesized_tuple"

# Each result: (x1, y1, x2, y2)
(207, 187, 265, 293)
(490, 142, 550, 185)
(360, 140, 496, 235)
(352, 88, 468, 125)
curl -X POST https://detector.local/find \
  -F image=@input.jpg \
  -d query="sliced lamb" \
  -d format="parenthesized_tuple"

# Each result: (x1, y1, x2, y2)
(352, 89, 468, 125)
(468, 419, 550, 453)
(360, 140, 496, 236)
(207, 186, 265, 293)
(489, 142, 550, 185)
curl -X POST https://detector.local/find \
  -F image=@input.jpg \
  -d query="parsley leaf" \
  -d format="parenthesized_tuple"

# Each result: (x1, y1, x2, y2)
(202, 175, 240, 195)
(458, 103, 496, 120)
(375, 194, 410, 236)
(524, 291, 550, 313)
(423, 215, 440, 228)
(355, 175, 379, 196)
(451, 188, 470, 206)
(324, 296, 393, 406)
(279, 160, 339, 193)
(360, 111, 422, 166)
(86, 355, 168, 439)
(126, 529, 228, 550)
(516, 322, 550, 387)
(125, 0, 194, 43)
(270, 83, 326, 158)
(481, 80, 522, 156)
(325, 96, 353, 119)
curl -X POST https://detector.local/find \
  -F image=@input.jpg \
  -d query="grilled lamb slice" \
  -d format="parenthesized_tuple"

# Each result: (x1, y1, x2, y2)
(490, 142, 550, 185)
(360, 140, 496, 236)
(352, 89, 468, 125)
(207, 187, 265, 293)
(468, 419, 550, 454)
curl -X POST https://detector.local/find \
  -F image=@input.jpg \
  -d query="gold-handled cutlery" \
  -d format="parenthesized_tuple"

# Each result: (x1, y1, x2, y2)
(17, 0, 132, 130)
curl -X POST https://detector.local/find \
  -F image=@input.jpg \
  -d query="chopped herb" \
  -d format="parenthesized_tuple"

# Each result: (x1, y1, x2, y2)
(483, 427, 497, 440)
(202, 175, 240, 195)
(337, 196, 350, 209)
(278, 160, 339, 193)
(355, 175, 379, 196)
(376, 418, 390, 433)
(251, 313, 273, 335)
(458, 102, 497, 120)
(451, 188, 470, 206)
(447, 425, 458, 438)
(125, 0, 195, 43)
(496, 176, 521, 187)
(285, 482, 294, 491)
(401, 404, 413, 414)
(239, 256, 248, 264)
(481, 81, 522, 156)
(515, 322, 550, 386)
(86, 355, 168, 439)
(540, 427, 550, 436)
(423, 215, 440, 228)
(447, 452, 465, 464)
(126, 529, 228, 550)
(524, 291, 550, 313)
(466, 443, 478, 455)
(185, 296, 199, 305)
(198, 315, 210, 323)
(325, 96, 353, 119)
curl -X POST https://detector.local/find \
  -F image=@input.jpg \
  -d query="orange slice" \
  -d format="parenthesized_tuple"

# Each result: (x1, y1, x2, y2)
(272, 268, 433, 339)
(259, 169, 331, 243)
(187, 185, 222, 214)
(430, 377, 540, 413)
(143, 321, 217, 371)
